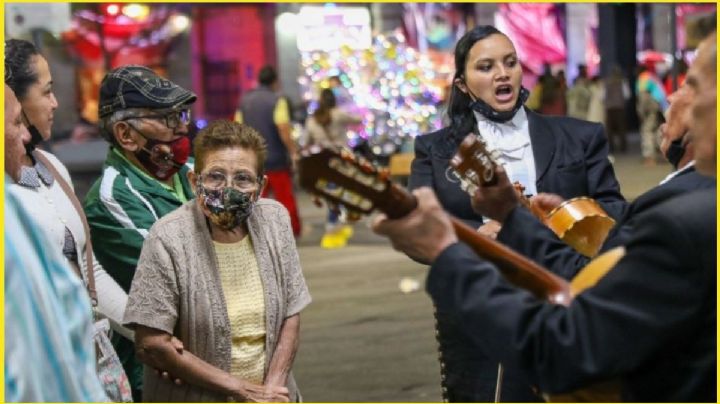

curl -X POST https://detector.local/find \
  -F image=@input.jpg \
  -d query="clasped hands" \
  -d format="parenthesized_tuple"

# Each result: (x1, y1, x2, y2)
(154, 337, 290, 402)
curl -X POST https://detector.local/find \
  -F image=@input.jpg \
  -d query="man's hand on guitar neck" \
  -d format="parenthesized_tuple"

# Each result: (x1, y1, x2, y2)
(470, 165, 521, 223)
(372, 187, 458, 263)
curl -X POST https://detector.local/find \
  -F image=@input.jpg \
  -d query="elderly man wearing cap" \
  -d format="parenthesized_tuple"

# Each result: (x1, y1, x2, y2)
(83, 65, 197, 400)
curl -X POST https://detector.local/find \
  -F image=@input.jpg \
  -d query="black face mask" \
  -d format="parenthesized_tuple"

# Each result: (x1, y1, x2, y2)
(466, 85, 530, 123)
(664, 136, 687, 169)
(126, 122, 192, 181)
(22, 111, 45, 154)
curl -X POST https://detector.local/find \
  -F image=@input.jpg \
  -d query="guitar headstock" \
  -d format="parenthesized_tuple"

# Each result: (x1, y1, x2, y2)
(450, 133, 501, 195)
(297, 146, 417, 219)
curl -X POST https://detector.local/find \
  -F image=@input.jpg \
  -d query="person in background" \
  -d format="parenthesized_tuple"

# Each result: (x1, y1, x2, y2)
(636, 62, 668, 166)
(237, 65, 302, 237)
(5, 83, 108, 403)
(124, 120, 311, 402)
(536, 63, 565, 115)
(603, 65, 630, 153)
(328, 74, 354, 109)
(662, 58, 687, 97)
(83, 64, 197, 401)
(565, 73, 591, 120)
(555, 69, 567, 114)
(586, 75, 605, 125)
(305, 88, 363, 248)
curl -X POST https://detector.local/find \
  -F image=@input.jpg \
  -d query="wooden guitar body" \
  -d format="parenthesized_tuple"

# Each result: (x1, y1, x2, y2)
(545, 197, 616, 258)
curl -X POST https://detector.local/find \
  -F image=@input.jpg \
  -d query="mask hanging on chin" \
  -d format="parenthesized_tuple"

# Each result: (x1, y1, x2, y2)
(466, 84, 530, 124)
(128, 123, 191, 181)
(198, 184, 256, 231)
(22, 111, 45, 154)
(135, 136, 191, 180)
(664, 136, 687, 169)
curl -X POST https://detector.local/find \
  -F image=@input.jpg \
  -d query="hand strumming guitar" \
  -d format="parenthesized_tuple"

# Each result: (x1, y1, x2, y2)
(470, 165, 521, 223)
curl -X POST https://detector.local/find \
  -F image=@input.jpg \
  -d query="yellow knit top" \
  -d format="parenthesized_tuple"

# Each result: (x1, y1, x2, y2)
(213, 236, 266, 384)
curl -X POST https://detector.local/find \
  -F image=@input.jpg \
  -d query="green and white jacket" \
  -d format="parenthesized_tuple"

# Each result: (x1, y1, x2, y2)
(84, 147, 195, 392)
(84, 147, 195, 293)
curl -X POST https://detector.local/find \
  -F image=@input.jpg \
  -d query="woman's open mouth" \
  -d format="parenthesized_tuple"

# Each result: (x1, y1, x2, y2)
(495, 84, 515, 103)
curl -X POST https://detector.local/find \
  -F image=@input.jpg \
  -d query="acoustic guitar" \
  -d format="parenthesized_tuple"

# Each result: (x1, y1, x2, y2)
(450, 133, 616, 258)
(298, 145, 625, 402)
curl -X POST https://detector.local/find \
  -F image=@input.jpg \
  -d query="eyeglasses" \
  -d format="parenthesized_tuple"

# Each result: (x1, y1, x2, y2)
(200, 171, 260, 190)
(131, 109, 191, 129)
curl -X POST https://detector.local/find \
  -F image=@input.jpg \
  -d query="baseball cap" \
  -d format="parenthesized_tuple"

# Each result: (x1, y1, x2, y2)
(98, 65, 196, 118)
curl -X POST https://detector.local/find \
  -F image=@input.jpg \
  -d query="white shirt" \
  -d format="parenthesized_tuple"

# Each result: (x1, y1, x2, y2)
(7, 150, 132, 340)
(473, 107, 537, 196)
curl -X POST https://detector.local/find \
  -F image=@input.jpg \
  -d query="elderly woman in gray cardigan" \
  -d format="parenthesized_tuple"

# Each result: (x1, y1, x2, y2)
(123, 120, 311, 402)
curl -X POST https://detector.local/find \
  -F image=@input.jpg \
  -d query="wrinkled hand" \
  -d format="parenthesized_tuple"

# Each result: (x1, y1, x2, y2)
(236, 382, 290, 403)
(477, 220, 501, 239)
(154, 336, 185, 385)
(372, 187, 457, 263)
(529, 193, 565, 215)
(470, 166, 520, 223)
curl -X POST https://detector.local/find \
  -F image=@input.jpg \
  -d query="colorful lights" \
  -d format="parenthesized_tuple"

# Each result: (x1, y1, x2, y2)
(299, 30, 447, 150)
(105, 4, 120, 16)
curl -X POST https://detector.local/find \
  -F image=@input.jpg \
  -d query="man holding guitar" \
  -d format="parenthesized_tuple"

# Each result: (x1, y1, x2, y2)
(371, 30, 716, 402)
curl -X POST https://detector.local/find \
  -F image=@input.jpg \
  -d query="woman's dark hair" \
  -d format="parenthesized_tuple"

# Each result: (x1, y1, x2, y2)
(313, 88, 336, 130)
(445, 25, 505, 150)
(5, 39, 41, 100)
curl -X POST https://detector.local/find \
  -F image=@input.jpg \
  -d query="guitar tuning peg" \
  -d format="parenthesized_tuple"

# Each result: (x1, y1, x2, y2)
(346, 211, 363, 222)
(312, 195, 324, 208)
(359, 160, 376, 174)
(377, 168, 390, 181)
(340, 148, 356, 162)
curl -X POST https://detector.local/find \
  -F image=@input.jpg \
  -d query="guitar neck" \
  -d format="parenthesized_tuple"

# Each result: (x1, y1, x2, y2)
(296, 147, 570, 305)
(450, 218, 570, 305)
(382, 184, 571, 305)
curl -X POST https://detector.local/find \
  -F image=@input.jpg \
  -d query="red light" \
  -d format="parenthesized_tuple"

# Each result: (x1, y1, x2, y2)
(106, 4, 120, 16)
